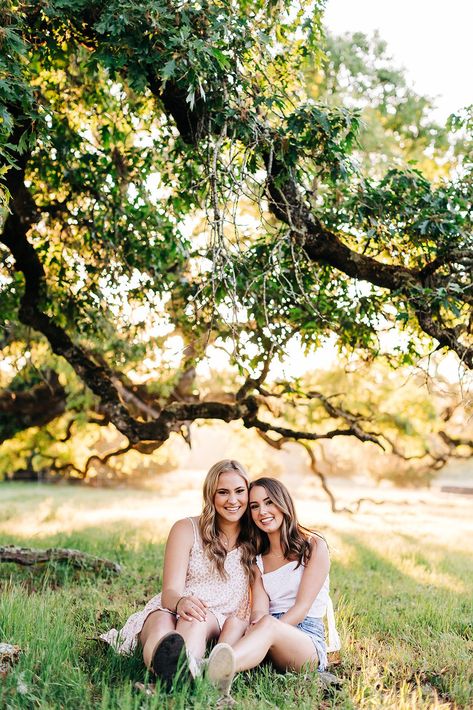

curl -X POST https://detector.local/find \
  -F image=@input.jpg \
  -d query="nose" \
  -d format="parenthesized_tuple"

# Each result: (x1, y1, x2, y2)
(228, 491, 237, 503)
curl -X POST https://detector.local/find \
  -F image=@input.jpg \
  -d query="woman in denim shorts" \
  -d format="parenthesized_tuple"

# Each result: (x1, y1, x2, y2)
(207, 478, 340, 695)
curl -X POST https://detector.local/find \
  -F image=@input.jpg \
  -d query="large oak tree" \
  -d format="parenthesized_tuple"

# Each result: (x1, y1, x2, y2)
(1, 1, 472, 481)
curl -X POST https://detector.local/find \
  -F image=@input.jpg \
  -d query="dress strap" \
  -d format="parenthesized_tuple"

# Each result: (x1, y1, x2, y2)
(325, 595, 341, 652)
(187, 517, 199, 545)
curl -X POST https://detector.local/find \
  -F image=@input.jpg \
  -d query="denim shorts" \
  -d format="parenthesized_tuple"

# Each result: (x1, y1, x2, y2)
(271, 612, 328, 671)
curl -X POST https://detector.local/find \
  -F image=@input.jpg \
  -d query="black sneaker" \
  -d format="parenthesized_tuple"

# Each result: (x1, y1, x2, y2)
(150, 631, 187, 689)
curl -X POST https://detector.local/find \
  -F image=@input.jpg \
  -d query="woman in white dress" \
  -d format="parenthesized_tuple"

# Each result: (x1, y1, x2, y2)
(207, 477, 340, 695)
(101, 460, 253, 687)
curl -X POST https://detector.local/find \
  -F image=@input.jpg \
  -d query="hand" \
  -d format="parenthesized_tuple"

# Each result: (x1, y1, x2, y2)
(176, 595, 208, 622)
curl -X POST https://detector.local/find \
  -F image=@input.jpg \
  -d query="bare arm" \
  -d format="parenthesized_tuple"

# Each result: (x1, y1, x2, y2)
(160, 518, 207, 621)
(279, 537, 330, 626)
(249, 565, 270, 624)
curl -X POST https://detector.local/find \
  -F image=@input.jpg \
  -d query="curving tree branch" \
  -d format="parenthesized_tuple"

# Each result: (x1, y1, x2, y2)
(42, 441, 135, 480)
(0, 371, 66, 443)
(257, 430, 391, 514)
(1, 4, 471, 473)
(261, 152, 472, 368)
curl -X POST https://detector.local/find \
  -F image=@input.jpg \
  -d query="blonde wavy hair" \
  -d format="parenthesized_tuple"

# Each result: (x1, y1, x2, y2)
(199, 459, 254, 579)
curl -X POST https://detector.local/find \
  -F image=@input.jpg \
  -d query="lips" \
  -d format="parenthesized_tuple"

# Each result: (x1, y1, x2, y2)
(224, 506, 241, 512)
(259, 516, 274, 525)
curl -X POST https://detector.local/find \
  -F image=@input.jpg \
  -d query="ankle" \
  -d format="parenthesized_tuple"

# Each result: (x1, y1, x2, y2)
(187, 651, 204, 678)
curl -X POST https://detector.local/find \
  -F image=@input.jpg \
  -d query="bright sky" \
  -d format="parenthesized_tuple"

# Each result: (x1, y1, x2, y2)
(323, 0, 473, 121)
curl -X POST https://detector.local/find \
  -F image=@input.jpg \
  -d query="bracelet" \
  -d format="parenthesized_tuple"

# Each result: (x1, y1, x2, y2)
(175, 595, 187, 614)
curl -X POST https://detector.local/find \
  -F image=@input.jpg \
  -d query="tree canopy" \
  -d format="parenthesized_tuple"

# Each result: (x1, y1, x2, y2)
(1, 1, 472, 484)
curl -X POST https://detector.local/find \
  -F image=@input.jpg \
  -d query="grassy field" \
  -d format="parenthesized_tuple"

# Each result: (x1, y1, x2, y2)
(0, 479, 472, 709)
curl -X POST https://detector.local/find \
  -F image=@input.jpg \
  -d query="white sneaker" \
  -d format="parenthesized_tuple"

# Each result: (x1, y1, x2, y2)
(207, 643, 236, 696)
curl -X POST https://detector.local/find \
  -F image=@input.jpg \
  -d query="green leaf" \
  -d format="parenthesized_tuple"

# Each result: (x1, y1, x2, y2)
(210, 48, 229, 69)
(161, 59, 177, 83)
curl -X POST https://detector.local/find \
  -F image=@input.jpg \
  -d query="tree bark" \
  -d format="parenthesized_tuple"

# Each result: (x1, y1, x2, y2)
(0, 545, 121, 573)
(0, 372, 66, 443)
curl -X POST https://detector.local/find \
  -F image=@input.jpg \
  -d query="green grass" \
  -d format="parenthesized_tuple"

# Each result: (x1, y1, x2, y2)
(1, 483, 472, 709)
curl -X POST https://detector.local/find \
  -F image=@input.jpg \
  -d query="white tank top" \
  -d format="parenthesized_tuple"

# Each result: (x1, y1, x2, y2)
(255, 554, 341, 652)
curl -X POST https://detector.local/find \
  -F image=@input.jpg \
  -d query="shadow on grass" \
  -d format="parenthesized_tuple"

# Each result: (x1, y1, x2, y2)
(2, 503, 472, 708)
(332, 532, 473, 706)
(334, 532, 473, 634)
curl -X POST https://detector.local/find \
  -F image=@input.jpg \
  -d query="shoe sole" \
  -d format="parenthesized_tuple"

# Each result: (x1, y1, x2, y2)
(207, 643, 236, 695)
(151, 632, 187, 688)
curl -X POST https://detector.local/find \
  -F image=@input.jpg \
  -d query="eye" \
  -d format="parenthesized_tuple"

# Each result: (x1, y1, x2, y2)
(235, 488, 245, 494)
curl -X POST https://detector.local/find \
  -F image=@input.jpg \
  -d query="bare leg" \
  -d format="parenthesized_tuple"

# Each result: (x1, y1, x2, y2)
(176, 610, 220, 660)
(218, 616, 248, 646)
(139, 610, 176, 669)
(233, 615, 318, 672)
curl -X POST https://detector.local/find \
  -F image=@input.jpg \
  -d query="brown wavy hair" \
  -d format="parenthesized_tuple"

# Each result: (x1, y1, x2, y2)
(249, 477, 325, 567)
(199, 460, 254, 579)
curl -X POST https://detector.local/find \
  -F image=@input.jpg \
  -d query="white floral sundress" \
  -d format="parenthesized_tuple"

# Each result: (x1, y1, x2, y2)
(100, 517, 250, 654)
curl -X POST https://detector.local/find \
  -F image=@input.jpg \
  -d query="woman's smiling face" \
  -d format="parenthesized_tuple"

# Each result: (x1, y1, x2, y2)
(213, 471, 248, 523)
(249, 485, 284, 533)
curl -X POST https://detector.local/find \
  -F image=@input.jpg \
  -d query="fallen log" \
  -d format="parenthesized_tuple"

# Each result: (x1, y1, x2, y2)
(440, 486, 473, 495)
(0, 545, 121, 573)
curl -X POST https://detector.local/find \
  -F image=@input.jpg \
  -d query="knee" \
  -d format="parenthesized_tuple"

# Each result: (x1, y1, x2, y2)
(254, 614, 277, 632)
(177, 617, 208, 641)
(220, 615, 248, 643)
(178, 617, 201, 631)
(222, 616, 246, 632)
